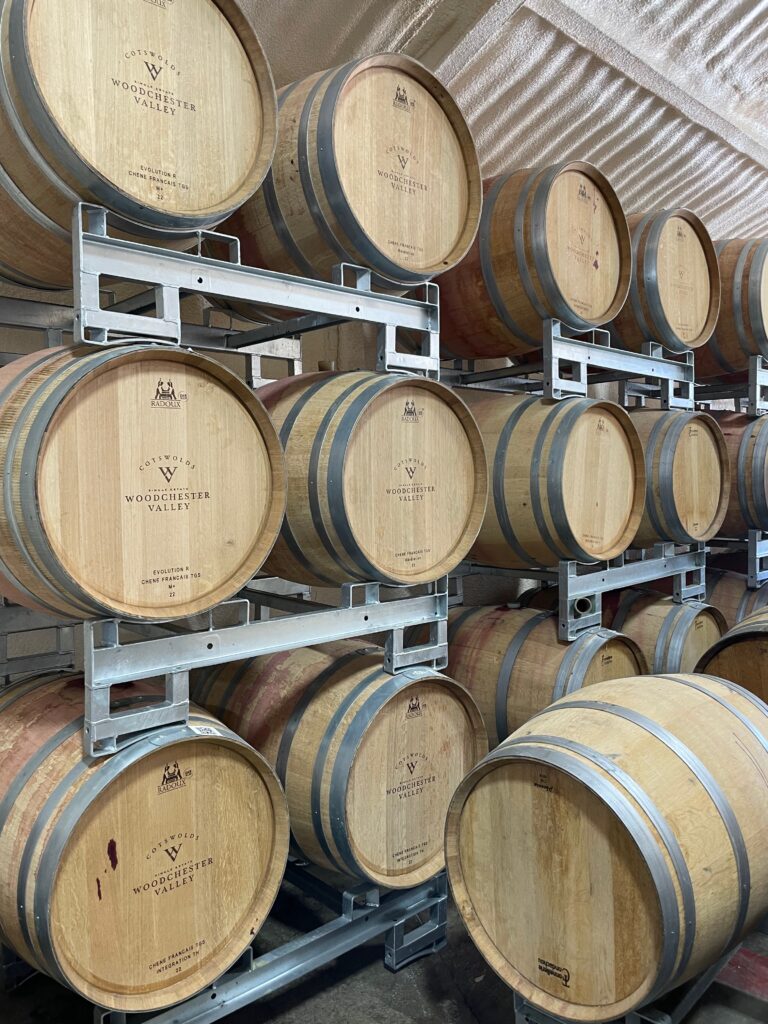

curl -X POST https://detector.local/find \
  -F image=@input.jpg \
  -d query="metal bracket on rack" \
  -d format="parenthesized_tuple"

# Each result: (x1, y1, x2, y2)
(454, 544, 707, 641)
(81, 579, 448, 757)
(695, 354, 768, 416)
(70, 205, 441, 376)
(443, 321, 695, 409)
(92, 871, 448, 1024)
(712, 529, 768, 588)
(0, 603, 77, 685)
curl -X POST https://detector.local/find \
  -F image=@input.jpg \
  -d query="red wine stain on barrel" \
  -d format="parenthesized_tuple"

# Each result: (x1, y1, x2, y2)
(107, 839, 118, 871)
(96, 877, 102, 901)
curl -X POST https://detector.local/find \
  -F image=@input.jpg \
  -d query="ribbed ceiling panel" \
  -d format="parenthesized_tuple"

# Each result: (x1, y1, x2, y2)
(442, 5, 768, 238)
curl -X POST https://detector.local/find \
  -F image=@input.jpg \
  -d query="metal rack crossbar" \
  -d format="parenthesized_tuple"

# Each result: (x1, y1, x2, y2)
(452, 545, 706, 641)
(443, 321, 694, 409)
(82, 578, 448, 757)
(69, 205, 441, 377)
(92, 868, 448, 1024)
(695, 354, 768, 416)
(711, 529, 768, 588)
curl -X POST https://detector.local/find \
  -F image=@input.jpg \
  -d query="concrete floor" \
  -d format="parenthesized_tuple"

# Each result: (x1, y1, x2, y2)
(2, 884, 766, 1024)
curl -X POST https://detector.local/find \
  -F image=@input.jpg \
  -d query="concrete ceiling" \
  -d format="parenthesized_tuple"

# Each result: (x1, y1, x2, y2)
(243, 0, 768, 238)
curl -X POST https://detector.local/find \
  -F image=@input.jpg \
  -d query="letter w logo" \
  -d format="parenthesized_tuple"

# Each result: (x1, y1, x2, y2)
(404, 466, 417, 480)
(145, 62, 163, 81)
(164, 844, 182, 862)
(406, 761, 417, 775)
(159, 466, 177, 483)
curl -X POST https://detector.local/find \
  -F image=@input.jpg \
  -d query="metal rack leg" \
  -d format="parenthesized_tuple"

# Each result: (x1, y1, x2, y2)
(384, 872, 448, 971)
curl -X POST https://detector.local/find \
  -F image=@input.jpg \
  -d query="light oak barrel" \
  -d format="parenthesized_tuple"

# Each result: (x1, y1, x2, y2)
(440, 605, 646, 746)
(603, 591, 726, 673)
(191, 642, 487, 888)
(258, 371, 487, 586)
(708, 411, 768, 535)
(0, 344, 285, 620)
(628, 409, 729, 547)
(697, 239, 768, 380)
(459, 389, 645, 568)
(705, 570, 768, 631)
(0, 0, 277, 288)
(223, 52, 481, 314)
(610, 210, 720, 353)
(0, 674, 289, 1012)
(437, 161, 632, 359)
(696, 606, 768, 702)
(446, 673, 768, 1022)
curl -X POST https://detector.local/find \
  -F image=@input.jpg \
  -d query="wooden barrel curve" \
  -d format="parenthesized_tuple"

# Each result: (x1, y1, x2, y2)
(191, 642, 487, 887)
(709, 411, 768, 535)
(0, 674, 289, 1012)
(697, 239, 768, 380)
(705, 569, 768, 631)
(610, 209, 720, 353)
(0, 345, 285, 619)
(460, 389, 645, 568)
(224, 52, 481, 305)
(259, 371, 487, 586)
(0, 0, 277, 288)
(628, 408, 730, 547)
(440, 605, 646, 746)
(437, 161, 632, 359)
(446, 673, 768, 1022)
(604, 591, 726, 673)
(696, 606, 768, 702)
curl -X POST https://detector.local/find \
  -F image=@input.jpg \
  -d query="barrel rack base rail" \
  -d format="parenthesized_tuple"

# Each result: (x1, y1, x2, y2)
(0, 865, 449, 1024)
(442, 320, 695, 410)
(451, 544, 707, 641)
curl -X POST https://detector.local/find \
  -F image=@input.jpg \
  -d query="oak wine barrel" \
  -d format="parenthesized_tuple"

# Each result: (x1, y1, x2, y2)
(460, 389, 645, 568)
(705, 569, 768, 630)
(0, 674, 289, 1012)
(708, 411, 768, 536)
(628, 409, 729, 547)
(224, 52, 481, 311)
(437, 161, 632, 358)
(696, 606, 768, 702)
(258, 371, 487, 586)
(446, 674, 768, 1022)
(0, 0, 277, 288)
(441, 605, 646, 746)
(610, 209, 720, 353)
(604, 591, 726, 673)
(0, 345, 285, 619)
(697, 239, 768, 380)
(191, 642, 487, 887)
